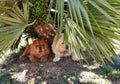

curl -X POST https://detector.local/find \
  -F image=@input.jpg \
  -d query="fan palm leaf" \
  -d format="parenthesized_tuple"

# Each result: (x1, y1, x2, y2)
(52, 0, 120, 64)
(0, 0, 34, 54)
(0, 0, 17, 13)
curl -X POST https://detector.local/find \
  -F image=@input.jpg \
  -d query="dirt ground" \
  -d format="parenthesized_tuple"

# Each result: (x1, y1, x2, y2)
(0, 54, 83, 84)
(0, 53, 120, 84)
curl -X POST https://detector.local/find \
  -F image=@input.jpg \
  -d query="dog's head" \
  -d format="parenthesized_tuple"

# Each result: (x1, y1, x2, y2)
(55, 34, 71, 53)
(35, 23, 56, 43)
(32, 37, 51, 58)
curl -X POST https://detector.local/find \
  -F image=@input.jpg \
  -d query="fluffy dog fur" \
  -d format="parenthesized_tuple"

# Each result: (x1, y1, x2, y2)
(34, 22, 56, 44)
(52, 34, 81, 62)
(19, 37, 51, 62)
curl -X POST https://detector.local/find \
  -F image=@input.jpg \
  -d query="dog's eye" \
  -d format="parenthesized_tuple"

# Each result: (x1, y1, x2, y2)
(61, 42, 64, 44)
(47, 30, 51, 33)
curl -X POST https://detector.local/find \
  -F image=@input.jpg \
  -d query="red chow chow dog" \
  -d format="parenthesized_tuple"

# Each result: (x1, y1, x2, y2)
(19, 37, 51, 62)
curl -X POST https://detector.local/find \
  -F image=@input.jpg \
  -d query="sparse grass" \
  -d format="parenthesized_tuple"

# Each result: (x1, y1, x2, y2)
(93, 65, 120, 81)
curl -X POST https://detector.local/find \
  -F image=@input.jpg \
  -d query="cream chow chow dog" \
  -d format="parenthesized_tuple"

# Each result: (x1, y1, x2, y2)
(52, 34, 84, 62)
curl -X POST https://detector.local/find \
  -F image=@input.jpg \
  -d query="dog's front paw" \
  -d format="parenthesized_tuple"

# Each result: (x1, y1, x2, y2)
(29, 56, 37, 62)
(41, 56, 48, 62)
(72, 55, 79, 61)
(72, 51, 80, 61)
(72, 53, 80, 61)
(53, 56, 61, 62)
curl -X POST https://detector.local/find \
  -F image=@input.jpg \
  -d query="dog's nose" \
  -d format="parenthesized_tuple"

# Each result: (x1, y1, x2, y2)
(66, 45, 69, 49)
(39, 46, 42, 52)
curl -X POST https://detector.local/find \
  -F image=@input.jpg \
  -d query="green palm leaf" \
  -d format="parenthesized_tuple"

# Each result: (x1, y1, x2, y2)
(53, 0, 120, 64)
(0, 0, 33, 54)
(0, 0, 16, 13)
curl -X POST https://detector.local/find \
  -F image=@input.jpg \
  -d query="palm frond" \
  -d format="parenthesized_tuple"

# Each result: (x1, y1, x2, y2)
(0, 0, 17, 13)
(0, 0, 33, 54)
(53, 0, 120, 64)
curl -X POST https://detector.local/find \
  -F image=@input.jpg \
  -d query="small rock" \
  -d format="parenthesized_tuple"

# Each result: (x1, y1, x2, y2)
(36, 76, 41, 80)
(47, 70, 50, 73)
(40, 64, 44, 66)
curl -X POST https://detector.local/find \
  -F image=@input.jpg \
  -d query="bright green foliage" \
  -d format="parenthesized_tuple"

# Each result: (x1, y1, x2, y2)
(0, 72, 18, 84)
(53, 0, 120, 64)
(0, 0, 16, 13)
(0, 0, 120, 64)
(95, 65, 120, 80)
(0, 0, 35, 54)
(29, 0, 51, 24)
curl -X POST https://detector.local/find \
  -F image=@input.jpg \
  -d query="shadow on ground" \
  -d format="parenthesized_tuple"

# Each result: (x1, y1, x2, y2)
(0, 72, 20, 84)
(1, 52, 120, 84)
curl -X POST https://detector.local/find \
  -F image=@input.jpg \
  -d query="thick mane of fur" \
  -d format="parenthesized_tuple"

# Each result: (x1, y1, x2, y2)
(19, 37, 51, 62)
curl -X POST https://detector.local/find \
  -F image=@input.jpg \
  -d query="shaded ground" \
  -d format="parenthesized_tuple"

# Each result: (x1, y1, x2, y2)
(0, 55, 84, 84)
(0, 54, 120, 84)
